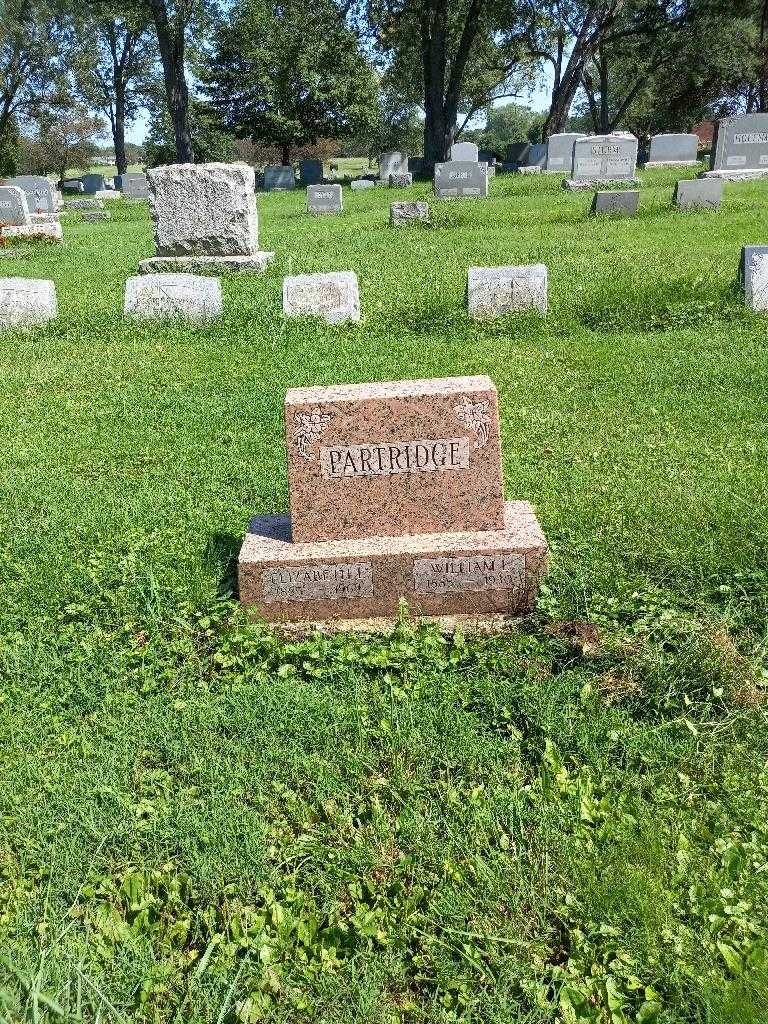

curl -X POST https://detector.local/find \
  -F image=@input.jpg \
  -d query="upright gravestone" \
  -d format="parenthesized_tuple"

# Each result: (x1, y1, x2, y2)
(544, 133, 587, 174)
(0, 278, 58, 329)
(478, 149, 497, 165)
(299, 159, 324, 185)
(307, 184, 342, 215)
(61, 179, 84, 194)
(673, 179, 723, 210)
(282, 272, 360, 324)
(644, 133, 699, 167)
(121, 172, 150, 198)
(450, 142, 479, 162)
(139, 162, 274, 275)
(740, 245, 768, 311)
(237, 375, 549, 625)
(700, 115, 768, 180)
(591, 190, 640, 216)
(378, 151, 408, 182)
(81, 174, 106, 194)
(263, 165, 296, 190)
(8, 176, 56, 215)
(564, 134, 639, 190)
(518, 143, 547, 174)
(0, 185, 31, 226)
(434, 161, 489, 198)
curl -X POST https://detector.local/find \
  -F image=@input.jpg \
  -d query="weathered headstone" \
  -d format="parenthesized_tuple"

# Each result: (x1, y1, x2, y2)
(644, 133, 699, 167)
(0, 278, 57, 329)
(673, 179, 723, 210)
(378, 151, 408, 181)
(61, 178, 84, 193)
(504, 143, 531, 166)
(299, 159, 324, 185)
(82, 210, 112, 222)
(66, 198, 104, 210)
(544, 133, 586, 174)
(350, 178, 376, 190)
(282, 271, 360, 324)
(139, 162, 274, 274)
(121, 172, 150, 198)
(263, 165, 296, 190)
(307, 184, 342, 215)
(518, 143, 547, 173)
(434, 161, 489, 198)
(450, 142, 479, 162)
(590, 190, 640, 215)
(8, 176, 56, 215)
(700, 115, 768, 180)
(390, 201, 430, 226)
(3, 223, 63, 242)
(237, 375, 549, 625)
(467, 265, 548, 318)
(0, 185, 30, 226)
(564, 134, 639, 190)
(124, 273, 222, 320)
(740, 246, 768, 310)
(81, 174, 105, 194)
(389, 172, 413, 187)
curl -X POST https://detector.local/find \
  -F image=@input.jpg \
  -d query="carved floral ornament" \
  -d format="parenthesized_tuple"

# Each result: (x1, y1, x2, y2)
(294, 408, 332, 459)
(454, 396, 490, 449)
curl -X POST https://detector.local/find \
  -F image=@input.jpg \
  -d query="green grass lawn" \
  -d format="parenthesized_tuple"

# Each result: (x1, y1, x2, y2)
(0, 169, 767, 1023)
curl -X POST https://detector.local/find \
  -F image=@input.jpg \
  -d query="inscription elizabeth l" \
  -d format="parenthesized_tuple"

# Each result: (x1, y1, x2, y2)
(262, 562, 373, 602)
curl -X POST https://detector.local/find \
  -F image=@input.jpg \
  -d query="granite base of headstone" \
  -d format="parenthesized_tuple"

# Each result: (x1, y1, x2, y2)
(673, 179, 723, 210)
(467, 265, 548, 318)
(740, 246, 768, 311)
(0, 278, 57, 329)
(140, 162, 275, 275)
(124, 273, 222, 320)
(3, 223, 63, 243)
(389, 173, 413, 187)
(390, 201, 430, 226)
(237, 375, 549, 628)
(700, 115, 768, 180)
(282, 272, 360, 324)
(307, 184, 342, 214)
(590, 190, 640, 215)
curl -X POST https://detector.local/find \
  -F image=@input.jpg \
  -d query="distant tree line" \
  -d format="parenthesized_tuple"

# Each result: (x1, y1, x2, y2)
(1, 0, 767, 177)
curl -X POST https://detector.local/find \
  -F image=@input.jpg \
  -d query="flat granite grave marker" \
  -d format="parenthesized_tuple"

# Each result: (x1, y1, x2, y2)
(645, 133, 699, 167)
(467, 265, 548, 318)
(299, 159, 324, 185)
(66, 198, 104, 210)
(263, 165, 296, 190)
(701, 114, 768, 180)
(389, 172, 413, 187)
(3, 222, 63, 242)
(0, 185, 30, 226)
(590, 190, 640, 215)
(307, 184, 342, 214)
(545, 133, 586, 173)
(450, 142, 479, 162)
(124, 273, 222, 320)
(390, 201, 430, 226)
(434, 161, 489, 198)
(9, 176, 56, 215)
(740, 245, 768, 310)
(378, 151, 408, 181)
(237, 375, 549, 626)
(350, 178, 375, 190)
(282, 271, 360, 324)
(565, 134, 639, 190)
(0, 278, 57, 329)
(673, 179, 723, 210)
(140, 162, 274, 274)
(82, 210, 112, 222)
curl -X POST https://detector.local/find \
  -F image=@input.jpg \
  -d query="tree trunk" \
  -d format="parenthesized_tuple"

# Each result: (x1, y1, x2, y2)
(114, 85, 128, 174)
(147, 0, 194, 163)
(281, 141, 291, 165)
(599, 50, 609, 133)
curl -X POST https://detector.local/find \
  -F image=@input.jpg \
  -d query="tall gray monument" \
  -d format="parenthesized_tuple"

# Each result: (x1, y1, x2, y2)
(544, 134, 586, 174)
(700, 115, 768, 180)
(644, 133, 699, 167)
(564, 134, 639, 190)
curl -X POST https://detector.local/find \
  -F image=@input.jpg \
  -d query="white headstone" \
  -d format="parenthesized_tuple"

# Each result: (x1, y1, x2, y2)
(741, 246, 768, 310)
(0, 186, 31, 226)
(0, 278, 57, 329)
(378, 151, 408, 181)
(467, 265, 548, 318)
(124, 273, 222, 320)
(282, 271, 360, 324)
(450, 142, 479, 162)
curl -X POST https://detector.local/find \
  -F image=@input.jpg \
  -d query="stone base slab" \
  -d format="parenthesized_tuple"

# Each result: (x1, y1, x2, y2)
(698, 169, 768, 181)
(517, 166, 543, 175)
(643, 160, 700, 168)
(3, 223, 63, 242)
(138, 253, 275, 275)
(259, 611, 534, 639)
(564, 177, 641, 190)
(238, 500, 548, 624)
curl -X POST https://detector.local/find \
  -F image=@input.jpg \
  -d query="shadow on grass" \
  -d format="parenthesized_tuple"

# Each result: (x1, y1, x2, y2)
(579, 279, 746, 332)
(205, 531, 242, 597)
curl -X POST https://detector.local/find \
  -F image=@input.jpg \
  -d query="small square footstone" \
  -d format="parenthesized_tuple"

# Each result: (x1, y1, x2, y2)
(591, 190, 640, 215)
(740, 246, 768, 311)
(124, 273, 222, 320)
(0, 186, 30, 226)
(673, 179, 723, 210)
(81, 210, 112, 222)
(282, 271, 360, 324)
(66, 198, 104, 210)
(350, 178, 375, 190)
(307, 184, 342, 214)
(237, 373, 549, 625)
(390, 201, 430, 226)
(467, 265, 548, 318)
(285, 376, 506, 543)
(434, 161, 489, 198)
(0, 278, 57, 329)
(3, 223, 63, 242)
(389, 173, 413, 187)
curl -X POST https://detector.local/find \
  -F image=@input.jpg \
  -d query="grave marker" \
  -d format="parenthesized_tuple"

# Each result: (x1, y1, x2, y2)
(378, 151, 409, 181)
(124, 273, 222, 320)
(263, 165, 296, 190)
(544, 133, 586, 173)
(282, 271, 360, 324)
(390, 201, 430, 226)
(0, 186, 30, 226)
(590, 190, 640, 215)
(307, 184, 342, 214)
(299, 159, 324, 185)
(350, 178, 375, 190)
(467, 265, 548, 318)
(740, 246, 768, 310)
(389, 172, 413, 187)
(8, 176, 56, 215)
(644, 133, 699, 167)
(565, 134, 639, 190)
(0, 278, 57, 329)
(434, 161, 489, 198)
(450, 142, 479, 162)
(237, 375, 549, 624)
(673, 179, 723, 210)
(81, 173, 105, 194)
(701, 114, 768, 180)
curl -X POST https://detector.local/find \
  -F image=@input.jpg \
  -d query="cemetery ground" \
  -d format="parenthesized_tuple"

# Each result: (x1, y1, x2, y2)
(1, 169, 768, 1024)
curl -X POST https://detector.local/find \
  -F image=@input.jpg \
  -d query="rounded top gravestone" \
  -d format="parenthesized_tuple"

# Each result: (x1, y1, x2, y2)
(450, 142, 479, 162)
(0, 185, 31, 226)
(378, 151, 408, 181)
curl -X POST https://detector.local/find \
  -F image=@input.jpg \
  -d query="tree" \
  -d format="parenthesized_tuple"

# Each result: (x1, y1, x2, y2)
(369, 0, 542, 163)
(73, 6, 155, 174)
(23, 93, 107, 179)
(473, 101, 545, 154)
(144, 98, 233, 166)
(203, 0, 378, 165)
